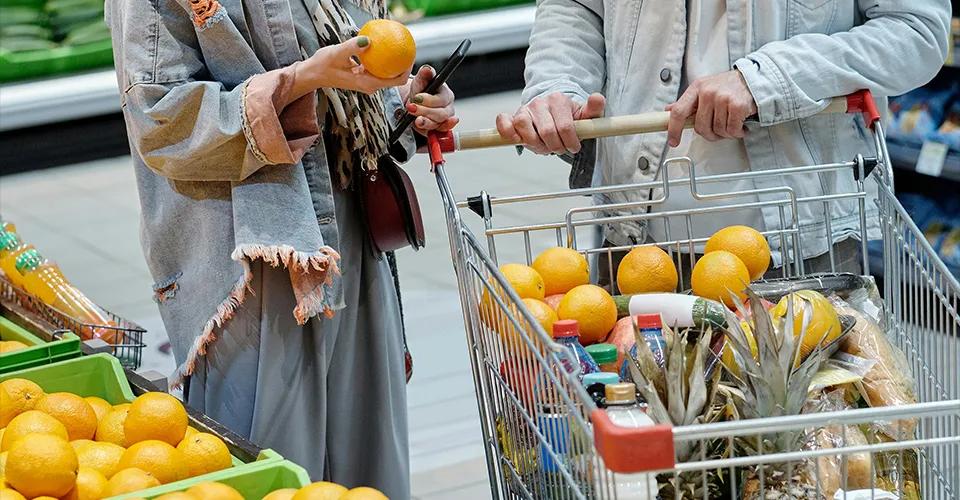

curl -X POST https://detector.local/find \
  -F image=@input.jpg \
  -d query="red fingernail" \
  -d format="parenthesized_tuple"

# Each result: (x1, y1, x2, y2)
(406, 103, 418, 112)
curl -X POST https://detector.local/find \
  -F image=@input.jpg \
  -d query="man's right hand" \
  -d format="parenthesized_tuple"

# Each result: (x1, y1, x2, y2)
(496, 92, 605, 155)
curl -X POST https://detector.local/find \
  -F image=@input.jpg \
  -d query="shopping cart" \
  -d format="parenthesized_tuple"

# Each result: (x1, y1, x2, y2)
(426, 90, 960, 499)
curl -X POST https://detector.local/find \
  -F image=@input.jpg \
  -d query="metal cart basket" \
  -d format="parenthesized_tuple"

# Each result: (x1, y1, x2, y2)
(426, 91, 960, 499)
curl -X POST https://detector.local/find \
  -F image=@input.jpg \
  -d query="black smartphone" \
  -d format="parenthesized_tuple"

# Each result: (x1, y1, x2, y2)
(388, 39, 471, 145)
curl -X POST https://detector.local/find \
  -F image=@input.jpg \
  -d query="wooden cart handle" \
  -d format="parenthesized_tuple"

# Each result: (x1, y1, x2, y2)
(432, 90, 868, 153)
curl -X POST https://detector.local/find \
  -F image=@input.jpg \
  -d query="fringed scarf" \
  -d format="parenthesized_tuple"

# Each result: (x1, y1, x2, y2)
(309, 0, 391, 189)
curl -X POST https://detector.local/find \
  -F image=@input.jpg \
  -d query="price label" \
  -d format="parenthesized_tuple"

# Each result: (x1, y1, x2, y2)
(915, 140, 948, 177)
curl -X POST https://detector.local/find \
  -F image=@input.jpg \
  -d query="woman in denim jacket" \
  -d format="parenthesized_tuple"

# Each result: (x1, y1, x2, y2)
(107, 0, 456, 496)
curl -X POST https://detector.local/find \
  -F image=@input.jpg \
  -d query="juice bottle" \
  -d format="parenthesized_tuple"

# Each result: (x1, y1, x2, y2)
(15, 249, 114, 339)
(0, 231, 34, 288)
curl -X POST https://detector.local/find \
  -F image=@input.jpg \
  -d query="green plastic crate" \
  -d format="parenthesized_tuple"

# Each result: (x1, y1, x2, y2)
(0, 38, 113, 83)
(402, 0, 531, 16)
(109, 459, 312, 499)
(0, 355, 286, 494)
(0, 315, 81, 374)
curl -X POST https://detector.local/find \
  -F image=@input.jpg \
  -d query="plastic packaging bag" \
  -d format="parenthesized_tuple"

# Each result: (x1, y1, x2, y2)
(831, 292, 917, 440)
(804, 391, 874, 499)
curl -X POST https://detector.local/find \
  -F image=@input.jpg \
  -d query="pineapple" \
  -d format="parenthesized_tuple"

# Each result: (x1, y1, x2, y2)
(624, 320, 727, 499)
(723, 289, 830, 500)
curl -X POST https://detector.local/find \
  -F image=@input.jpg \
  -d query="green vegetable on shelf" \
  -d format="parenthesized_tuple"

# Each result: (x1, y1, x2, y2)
(0, 37, 57, 52)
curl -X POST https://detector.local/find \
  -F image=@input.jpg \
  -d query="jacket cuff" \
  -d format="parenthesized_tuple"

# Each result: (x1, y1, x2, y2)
(241, 63, 320, 170)
(734, 53, 795, 126)
(522, 82, 590, 106)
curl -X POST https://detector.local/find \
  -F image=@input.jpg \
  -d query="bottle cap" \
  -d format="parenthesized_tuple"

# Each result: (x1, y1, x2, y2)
(0, 231, 20, 251)
(605, 382, 637, 404)
(635, 313, 662, 329)
(14, 248, 42, 273)
(552, 319, 580, 339)
(585, 343, 617, 364)
(582, 372, 619, 387)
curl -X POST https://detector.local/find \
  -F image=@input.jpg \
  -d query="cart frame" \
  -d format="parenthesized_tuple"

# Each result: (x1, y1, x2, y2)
(428, 91, 960, 499)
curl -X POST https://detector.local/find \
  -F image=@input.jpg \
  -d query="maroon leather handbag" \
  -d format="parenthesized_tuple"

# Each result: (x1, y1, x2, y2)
(360, 155, 425, 254)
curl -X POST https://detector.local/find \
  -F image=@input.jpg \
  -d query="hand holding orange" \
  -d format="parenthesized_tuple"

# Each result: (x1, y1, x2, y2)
(357, 19, 416, 79)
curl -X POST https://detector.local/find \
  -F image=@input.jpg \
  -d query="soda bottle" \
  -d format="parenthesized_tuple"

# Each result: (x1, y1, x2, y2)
(15, 249, 115, 340)
(0, 230, 34, 288)
(551, 320, 599, 379)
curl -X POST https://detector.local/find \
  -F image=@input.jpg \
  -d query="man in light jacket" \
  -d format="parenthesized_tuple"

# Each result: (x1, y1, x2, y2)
(498, 0, 951, 285)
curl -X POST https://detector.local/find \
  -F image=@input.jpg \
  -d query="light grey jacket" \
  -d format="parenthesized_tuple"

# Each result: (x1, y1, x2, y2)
(523, 0, 951, 259)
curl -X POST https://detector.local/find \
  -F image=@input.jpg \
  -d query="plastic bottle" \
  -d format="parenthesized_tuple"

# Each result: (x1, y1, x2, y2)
(621, 314, 667, 382)
(598, 382, 659, 499)
(15, 249, 114, 339)
(582, 372, 619, 409)
(0, 230, 34, 287)
(585, 343, 619, 374)
(551, 320, 600, 379)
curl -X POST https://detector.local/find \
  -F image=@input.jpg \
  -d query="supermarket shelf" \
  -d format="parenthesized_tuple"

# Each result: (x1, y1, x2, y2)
(0, 6, 534, 132)
(888, 140, 960, 184)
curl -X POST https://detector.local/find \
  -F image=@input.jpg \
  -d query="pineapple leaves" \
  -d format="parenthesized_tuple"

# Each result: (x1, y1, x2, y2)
(683, 328, 711, 426)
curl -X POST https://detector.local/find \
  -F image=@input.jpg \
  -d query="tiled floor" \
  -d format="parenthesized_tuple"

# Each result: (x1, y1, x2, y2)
(0, 90, 582, 500)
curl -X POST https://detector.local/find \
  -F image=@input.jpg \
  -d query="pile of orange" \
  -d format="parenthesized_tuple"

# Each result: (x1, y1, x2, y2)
(137, 480, 387, 500)
(0, 341, 28, 354)
(692, 225, 771, 306)
(0, 379, 232, 499)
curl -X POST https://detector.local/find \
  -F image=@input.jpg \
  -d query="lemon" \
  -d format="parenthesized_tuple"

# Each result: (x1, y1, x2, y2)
(771, 290, 842, 365)
(292, 482, 348, 500)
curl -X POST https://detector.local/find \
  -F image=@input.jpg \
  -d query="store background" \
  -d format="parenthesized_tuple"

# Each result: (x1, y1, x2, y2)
(1, 1, 958, 499)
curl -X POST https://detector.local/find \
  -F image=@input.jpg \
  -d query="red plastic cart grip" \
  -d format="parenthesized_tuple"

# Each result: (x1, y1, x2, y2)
(845, 90, 881, 129)
(591, 409, 676, 473)
(427, 131, 446, 167)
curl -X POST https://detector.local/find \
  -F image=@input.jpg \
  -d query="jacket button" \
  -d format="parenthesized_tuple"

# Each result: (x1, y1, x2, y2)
(659, 68, 671, 83)
(637, 157, 650, 171)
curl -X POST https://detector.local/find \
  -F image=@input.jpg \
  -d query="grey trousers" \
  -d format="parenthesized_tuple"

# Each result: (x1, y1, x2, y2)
(186, 189, 410, 499)
(598, 238, 864, 294)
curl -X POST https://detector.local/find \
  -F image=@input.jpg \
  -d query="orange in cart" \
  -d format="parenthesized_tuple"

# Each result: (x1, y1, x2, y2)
(557, 285, 618, 345)
(532, 247, 590, 296)
(616, 245, 678, 294)
(691, 250, 750, 306)
(704, 225, 771, 281)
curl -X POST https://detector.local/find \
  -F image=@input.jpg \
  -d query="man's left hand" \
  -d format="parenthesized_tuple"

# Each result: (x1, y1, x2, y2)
(666, 69, 758, 147)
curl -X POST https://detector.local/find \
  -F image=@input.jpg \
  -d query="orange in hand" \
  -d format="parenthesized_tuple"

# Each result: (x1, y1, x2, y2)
(357, 19, 416, 79)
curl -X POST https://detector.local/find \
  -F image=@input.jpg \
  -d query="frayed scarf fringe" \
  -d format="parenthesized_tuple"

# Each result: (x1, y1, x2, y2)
(231, 244, 340, 274)
(170, 246, 341, 390)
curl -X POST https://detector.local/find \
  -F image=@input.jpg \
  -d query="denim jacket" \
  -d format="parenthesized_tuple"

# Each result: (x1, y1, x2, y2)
(523, 0, 950, 258)
(106, 0, 413, 383)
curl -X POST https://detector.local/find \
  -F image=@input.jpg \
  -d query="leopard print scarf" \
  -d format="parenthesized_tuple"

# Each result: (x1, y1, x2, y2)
(309, 0, 391, 189)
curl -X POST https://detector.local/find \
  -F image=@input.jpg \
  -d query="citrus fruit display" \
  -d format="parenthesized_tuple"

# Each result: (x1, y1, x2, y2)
(185, 481, 244, 500)
(95, 405, 129, 445)
(35, 392, 98, 441)
(532, 247, 590, 296)
(341, 486, 389, 500)
(691, 250, 751, 306)
(771, 290, 842, 364)
(291, 481, 349, 499)
(119, 439, 189, 484)
(84, 397, 112, 423)
(704, 225, 771, 280)
(154, 493, 198, 500)
(104, 467, 160, 496)
(357, 19, 416, 79)
(75, 441, 125, 479)
(263, 488, 299, 500)
(0, 341, 28, 354)
(4, 433, 78, 498)
(61, 466, 108, 500)
(124, 392, 188, 446)
(0, 378, 43, 426)
(0, 488, 26, 500)
(2, 410, 68, 451)
(177, 431, 232, 477)
(616, 246, 678, 294)
(557, 284, 618, 345)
